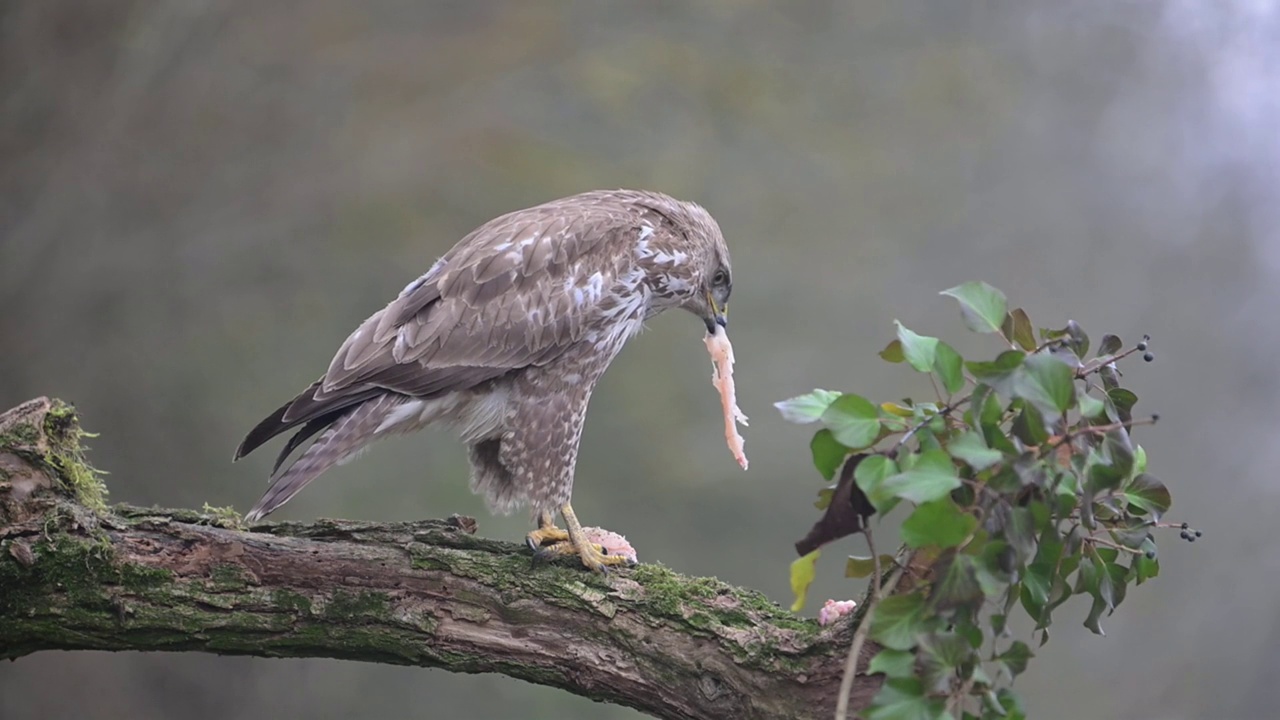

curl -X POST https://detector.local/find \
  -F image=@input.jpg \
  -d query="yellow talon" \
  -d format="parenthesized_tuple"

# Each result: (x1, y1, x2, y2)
(530, 505, 636, 572)
(525, 510, 569, 549)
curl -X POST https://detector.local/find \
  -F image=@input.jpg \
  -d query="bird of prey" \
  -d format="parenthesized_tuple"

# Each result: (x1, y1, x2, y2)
(234, 188, 734, 572)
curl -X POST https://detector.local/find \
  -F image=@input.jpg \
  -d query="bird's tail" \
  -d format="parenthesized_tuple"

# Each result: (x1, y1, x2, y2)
(244, 394, 404, 523)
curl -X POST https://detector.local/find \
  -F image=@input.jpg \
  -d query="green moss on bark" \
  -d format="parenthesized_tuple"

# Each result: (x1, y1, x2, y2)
(0, 399, 109, 514)
(324, 589, 393, 622)
(206, 563, 251, 591)
(272, 589, 314, 615)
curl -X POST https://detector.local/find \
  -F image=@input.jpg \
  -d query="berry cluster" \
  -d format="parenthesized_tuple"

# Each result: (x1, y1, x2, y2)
(1178, 521, 1201, 543)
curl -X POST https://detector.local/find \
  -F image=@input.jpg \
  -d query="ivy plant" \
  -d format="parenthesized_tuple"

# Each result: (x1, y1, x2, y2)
(778, 281, 1196, 720)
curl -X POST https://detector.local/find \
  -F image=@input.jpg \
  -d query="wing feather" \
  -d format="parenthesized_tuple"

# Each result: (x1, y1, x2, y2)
(238, 196, 654, 460)
(236, 190, 686, 463)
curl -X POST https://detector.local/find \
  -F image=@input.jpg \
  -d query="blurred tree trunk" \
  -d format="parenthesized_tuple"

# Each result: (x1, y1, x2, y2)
(0, 397, 884, 720)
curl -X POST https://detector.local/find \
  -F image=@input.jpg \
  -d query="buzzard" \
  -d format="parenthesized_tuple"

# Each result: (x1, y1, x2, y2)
(235, 189, 734, 572)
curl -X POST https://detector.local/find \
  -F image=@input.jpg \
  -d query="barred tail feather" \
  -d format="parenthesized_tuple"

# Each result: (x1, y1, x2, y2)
(243, 395, 405, 522)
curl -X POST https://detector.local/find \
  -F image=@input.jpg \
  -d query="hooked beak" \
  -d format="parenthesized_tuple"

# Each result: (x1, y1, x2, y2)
(703, 291, 728, 334)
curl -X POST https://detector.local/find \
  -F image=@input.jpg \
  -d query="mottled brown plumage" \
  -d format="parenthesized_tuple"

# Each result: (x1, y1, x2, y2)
(235, 189, 734, 571)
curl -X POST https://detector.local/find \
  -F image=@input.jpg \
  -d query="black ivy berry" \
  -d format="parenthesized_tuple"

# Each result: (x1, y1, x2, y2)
(1180, 530, 1191, 540)
(1195, 530, 1202, 538)
(1143, 352, 1154, 362)
(1137, 341, 1148, 351)
(1145, 549, 1157, 559)
(1181, 522, 1189, 530)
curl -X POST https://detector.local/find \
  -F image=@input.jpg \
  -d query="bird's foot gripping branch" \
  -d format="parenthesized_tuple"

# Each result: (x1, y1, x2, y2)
(0, 396, 879, 720)
(780, 281, 1199, 719)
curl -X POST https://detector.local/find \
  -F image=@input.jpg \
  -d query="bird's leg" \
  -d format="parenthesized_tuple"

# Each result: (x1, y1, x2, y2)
(531, 503, 635, 572)
(525, 509, 569, 550)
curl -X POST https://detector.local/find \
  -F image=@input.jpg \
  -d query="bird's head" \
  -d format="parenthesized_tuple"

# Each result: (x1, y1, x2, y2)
(680, 201, 733, 334)
(696, 258, 733, 334)
(635, 193, 733, 334)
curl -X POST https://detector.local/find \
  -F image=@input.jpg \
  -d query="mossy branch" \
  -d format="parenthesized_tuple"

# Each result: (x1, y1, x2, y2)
(0, 398, 884, 720)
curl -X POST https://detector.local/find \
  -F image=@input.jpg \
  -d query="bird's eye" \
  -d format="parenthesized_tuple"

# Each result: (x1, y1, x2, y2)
(713, 269, 729, 286)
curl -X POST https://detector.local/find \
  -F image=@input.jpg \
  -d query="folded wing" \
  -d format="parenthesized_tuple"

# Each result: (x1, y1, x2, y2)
(234, 200, 641, 467)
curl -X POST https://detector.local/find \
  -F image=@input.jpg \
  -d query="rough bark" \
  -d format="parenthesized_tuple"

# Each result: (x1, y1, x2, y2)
(0, 397, 886, 720)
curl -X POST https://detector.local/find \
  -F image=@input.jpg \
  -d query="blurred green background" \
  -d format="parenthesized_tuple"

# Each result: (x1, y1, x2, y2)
(3, 2, 1277, 718)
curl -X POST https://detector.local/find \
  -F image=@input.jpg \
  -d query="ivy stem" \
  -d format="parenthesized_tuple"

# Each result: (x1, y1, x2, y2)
(1084, 535, 1144, 555)
(835, 534, 903, 720)
(1037, 415, 1159, 461)
(928, 372, 944, 404)
(892, 396, 972, 454)
(946, 675, 978, 717)
(1075, 344, 1146, 379)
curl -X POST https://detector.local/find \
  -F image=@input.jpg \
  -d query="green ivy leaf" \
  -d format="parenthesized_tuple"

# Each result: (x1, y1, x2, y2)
(821, 393, 882, 449)
(1019, 565, 1051, 628)
(1087, 453, 1126, 494)
(868, 648, 917, 679)
(788, 550, 820, 612)
(955, 618, 984, 649)
(856, 454, 902, 515)
(1010, 402, 1049, 447)
(1109, 527, 1149, 550)
(814, 487, 834, 510)
(775, 389, 841, 424)
(1018, 530, 1059, 625)
(978, 539, 1016, 585)
(896, 321, 940, 373)
(994, 689, 1028, 720)
(931, 552, 988, 610)
(990, 613, 1007, 636)
(1097, 334, 1123, 356)
(1064, 319, 1090, 358)
(1102, 427, 1135, 480)
(982, 689, 1008, 718)
(1039, 325, 1069, 342)
(1103, 558, 1128, 611)
(1099, 363, 1121, 391)
(941, 281, 1009, 335)
(1002, 308, 1037, 351)
(1132, 551, 1160, 585)
(923, 636, 974, 695)
(934, 341, 965, 395)
(810, 429, 849, 481)
(966, 384, 997, 430)
(867, 678, 947, 720)
(1107, 387, 1138, 424)
(1124, 473, 1172, 518)
(880, 339, 906, 363)
(871, 592, 928, 651)
(1013, 353, 1077, 415)
(1084, 552, 1127, 616)
(966, 351, 1025, 396)
(881, 449, 962, 505)
(948, 431, 1004, 472)
(1084, 594, 1108, 635)
(1004, 507, 1038, 565)
(920, 630, 972, 670)
(998, 641, 1034, 677)
(902, 498, 978, 549)
(1073, 552, 1099, 596)
(1078, 392, 1106, 421)
(847, 554, 897, 578)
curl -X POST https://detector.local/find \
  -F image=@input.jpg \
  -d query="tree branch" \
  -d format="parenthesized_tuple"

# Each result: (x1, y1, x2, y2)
(0, 397, 886, 720)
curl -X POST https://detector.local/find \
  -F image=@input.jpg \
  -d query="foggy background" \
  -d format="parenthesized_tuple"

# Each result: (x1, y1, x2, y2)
(3, 2, 1278, 718)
